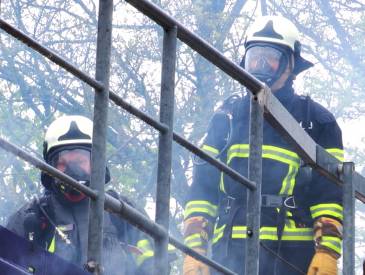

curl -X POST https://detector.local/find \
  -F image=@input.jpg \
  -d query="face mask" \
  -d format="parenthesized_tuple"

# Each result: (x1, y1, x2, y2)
(244, 45, 289, 86)
(50, 148, 91, 202)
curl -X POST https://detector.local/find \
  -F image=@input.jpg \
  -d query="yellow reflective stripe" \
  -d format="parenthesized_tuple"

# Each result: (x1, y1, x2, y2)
(167, 244, 175, 251)
(321, 236, 342, 255)
(326, 148, 344, 162)
(48, 235, 56, 253)
(136, 239, 154, 266)
(279, 165, 299, 196)
(227, 152, 249, 164)
(184, 200, 218, 218)
(214, 226, 313, 243)
(227, 144, 300, 167)
(137, 239, 152, 251)
(219, 173, 226, 193)
(202, 144, 219, 156)
(136, 241, 175, 265)
(184, 233, 204, 248)
(231, 226, 247, 239)
(310, 203, 343, 220)
(262, 146, 300, 167)
(227, 144, 249, 164)
(136, 251, 154, 266)
(212, 224, 226, 244)
(260, 227, 313, 241)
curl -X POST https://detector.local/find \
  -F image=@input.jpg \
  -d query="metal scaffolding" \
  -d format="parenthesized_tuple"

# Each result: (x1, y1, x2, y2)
(0, 0, 364, 274)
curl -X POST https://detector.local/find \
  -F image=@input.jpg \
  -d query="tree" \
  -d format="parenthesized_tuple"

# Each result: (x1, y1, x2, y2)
(1, 0, 365, 273)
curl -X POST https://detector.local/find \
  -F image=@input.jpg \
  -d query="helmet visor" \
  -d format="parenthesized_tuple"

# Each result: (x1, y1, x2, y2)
(49, 148, 91, 183)
(245, 46, 285, 79)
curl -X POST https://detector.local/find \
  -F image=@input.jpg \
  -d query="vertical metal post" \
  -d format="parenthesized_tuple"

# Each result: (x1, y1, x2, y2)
(154, 26, 177, 275)
(87, 0, 113, 274)
(245, 93, 263, 275)
(341, 162, 355, 275)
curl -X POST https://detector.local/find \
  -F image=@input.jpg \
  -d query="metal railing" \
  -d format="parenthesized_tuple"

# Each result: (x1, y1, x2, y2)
(0, 0, 364, 274)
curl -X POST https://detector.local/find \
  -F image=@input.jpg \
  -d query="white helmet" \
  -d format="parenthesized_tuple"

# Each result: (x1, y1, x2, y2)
(244, 16, 313, 75)
(43, 115, 93, 157)
(41, 115, 112, 191)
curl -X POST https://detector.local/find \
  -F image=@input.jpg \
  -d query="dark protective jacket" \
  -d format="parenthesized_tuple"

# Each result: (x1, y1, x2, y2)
(184, 87, 344, 261)
(6, 190, 153, 275)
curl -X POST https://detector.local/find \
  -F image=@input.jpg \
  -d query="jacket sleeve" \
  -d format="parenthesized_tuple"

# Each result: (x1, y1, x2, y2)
(307, 106, 344, 256)
(184, 111, 230, 226)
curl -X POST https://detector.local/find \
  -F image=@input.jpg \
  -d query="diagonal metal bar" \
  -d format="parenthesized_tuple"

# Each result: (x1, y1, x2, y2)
(0, 136, 236, 275)
(124, 0, 263, 94)
(0, 18, 104, 91)
(108, 92, 256, 190)
(172, 133, 256, 190)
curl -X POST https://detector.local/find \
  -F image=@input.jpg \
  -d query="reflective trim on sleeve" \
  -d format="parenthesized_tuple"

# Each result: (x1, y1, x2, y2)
(320, 236, 342, 255)
(310, 203, 343, 220)
(326, 148, 344, 162)
(136, 239, 154, 266)
(48, 235, 56, 253)
(184, 233, 204, 248)
(202, 144, 220, 156)
(184, 200, 218, 219)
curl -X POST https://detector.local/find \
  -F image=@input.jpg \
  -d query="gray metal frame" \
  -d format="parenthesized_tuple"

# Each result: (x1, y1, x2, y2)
(0, 0, 363, 274)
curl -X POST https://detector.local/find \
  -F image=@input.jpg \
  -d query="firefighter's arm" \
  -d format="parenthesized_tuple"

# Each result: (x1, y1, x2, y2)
(308, 119, 343, 275)
(183, 111, 228, 275)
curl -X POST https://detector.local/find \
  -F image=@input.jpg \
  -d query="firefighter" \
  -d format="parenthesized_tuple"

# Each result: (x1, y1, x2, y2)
(6, 115, 153, 275)
(183, 16, 343, 275)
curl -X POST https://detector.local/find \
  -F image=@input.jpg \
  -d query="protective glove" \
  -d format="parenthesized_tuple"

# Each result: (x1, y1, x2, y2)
(307, 250, 337, 275)
(307, 216, 342, 275)
(183, 248, 210, 275)
(183, 216, 212, 275)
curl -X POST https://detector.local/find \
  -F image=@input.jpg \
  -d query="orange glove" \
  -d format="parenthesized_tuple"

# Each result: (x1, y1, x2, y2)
(183, 217, 212, 275)
(183, 248, 210, 275)
(307, 250, 337, 275)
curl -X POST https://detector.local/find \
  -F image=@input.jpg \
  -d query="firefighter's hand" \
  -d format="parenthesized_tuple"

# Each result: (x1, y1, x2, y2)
(183, 248, 210, 275)
(307, 250, 337, 275)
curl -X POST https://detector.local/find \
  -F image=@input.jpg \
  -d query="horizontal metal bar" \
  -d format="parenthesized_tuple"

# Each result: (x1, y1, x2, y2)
(124, 0, 263, 94)
(0, 136, 235, 274)
(0, 18, 104, 91)
(173, 132, 256, 190)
